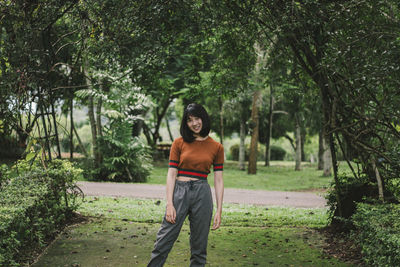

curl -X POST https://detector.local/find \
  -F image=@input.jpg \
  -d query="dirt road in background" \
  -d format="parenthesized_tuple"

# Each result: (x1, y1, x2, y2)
(77, 181, 327, 208)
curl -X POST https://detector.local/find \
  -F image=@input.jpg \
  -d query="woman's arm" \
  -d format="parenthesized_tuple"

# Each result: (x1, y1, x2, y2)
(165, 168, 178, 223)
(212, 171, 224, 230)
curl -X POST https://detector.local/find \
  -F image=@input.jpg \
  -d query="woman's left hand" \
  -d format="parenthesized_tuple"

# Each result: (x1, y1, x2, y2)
(212, 211, 221, 230)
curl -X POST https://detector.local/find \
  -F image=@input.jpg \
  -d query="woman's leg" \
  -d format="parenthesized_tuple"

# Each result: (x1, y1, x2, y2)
(188, 182, 213, 267)
(148, 182, 189, 267)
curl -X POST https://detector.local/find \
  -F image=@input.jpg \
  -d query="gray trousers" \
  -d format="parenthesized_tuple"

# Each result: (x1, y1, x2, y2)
(148, 180, 213, 267)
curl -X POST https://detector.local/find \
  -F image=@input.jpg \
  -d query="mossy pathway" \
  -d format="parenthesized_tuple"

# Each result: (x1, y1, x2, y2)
(32, 197, 354, 267)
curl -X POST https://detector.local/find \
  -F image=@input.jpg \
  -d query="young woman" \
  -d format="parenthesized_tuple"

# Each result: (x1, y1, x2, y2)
(148, 103, 224, 267)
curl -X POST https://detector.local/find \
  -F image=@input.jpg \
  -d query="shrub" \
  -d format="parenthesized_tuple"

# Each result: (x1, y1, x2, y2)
(386, 178, 400, 202)
(0, 164, 9, 189)
(229, 144, 248, 161)
(229, 143, 266, 161)
(352, 203, 400, 266)
(0, 135, 24, 159)
(88, 119, 152, 182)
(97, 135, 152, 182)
(270, 145, 286, 160)
(0, 159, 83, 266)
(325, 174, 376, 226)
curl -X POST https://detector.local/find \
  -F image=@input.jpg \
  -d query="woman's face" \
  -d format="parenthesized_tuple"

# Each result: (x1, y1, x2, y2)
(187, 115, 202, 135)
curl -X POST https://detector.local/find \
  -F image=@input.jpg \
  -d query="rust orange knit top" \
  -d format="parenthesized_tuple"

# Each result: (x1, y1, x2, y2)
(168, 136, 224, 180)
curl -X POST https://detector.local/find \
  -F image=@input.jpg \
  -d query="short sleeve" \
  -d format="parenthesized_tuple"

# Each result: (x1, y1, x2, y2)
(213, 143, 224, 172)
(168, 138, 181, 168)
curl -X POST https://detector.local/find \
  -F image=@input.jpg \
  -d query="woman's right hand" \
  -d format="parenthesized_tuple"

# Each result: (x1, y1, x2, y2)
(165, 204, 176, 224)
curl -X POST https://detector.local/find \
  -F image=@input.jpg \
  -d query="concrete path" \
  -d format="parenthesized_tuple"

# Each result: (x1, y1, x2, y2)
(77, 181, 327, 208)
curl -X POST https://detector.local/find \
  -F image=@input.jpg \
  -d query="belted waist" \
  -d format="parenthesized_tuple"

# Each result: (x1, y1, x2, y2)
(176, 179, 208, 190)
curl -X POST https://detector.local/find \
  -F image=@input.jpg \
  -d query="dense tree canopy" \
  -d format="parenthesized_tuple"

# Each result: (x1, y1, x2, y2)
(1, 0, 399, 218)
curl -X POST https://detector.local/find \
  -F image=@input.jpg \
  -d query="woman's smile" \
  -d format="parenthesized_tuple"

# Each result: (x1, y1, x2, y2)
(187, 116, 202, 134)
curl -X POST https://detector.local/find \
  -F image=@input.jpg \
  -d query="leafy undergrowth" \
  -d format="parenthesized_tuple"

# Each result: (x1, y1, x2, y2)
(32, 197, 356, 266)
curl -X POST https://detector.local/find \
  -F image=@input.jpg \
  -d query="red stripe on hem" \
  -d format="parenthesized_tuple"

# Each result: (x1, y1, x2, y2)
(178, 170, 208, 178)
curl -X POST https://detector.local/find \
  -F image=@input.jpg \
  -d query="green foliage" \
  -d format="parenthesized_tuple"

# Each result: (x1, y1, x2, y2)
(95, 121, 152, 182)
(228, 143, 285, 161)
(229, 143, 247, 161)
(381, 144, 400, 202)
(0, 164, 8, 189)
(0, 159, 83, 266)
(224, 0, 400, 227)
(228, 143, 266, 161)
(325, 174, 377, 224)
(352, 203, 400, 266)
(0, 136, 23, 159)
(270, 145, 286, 161)
(386, 178, 400, 203)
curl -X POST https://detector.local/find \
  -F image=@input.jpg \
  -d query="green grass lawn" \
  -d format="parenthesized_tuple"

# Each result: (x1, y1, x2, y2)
(148, 160, 352, 191)
(32, 197, 354, 267)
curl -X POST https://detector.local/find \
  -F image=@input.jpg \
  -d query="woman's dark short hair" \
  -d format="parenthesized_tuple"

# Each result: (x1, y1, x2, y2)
(180, 103, 210, 142)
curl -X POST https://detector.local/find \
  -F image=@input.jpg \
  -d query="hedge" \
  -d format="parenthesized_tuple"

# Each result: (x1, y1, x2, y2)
(351, 203, 400, 267)
(0, 159, 83, 266)
(229, 143, 285, 161)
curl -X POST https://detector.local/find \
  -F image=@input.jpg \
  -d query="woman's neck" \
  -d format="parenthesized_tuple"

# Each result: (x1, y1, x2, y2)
(194, 135, 208, 141)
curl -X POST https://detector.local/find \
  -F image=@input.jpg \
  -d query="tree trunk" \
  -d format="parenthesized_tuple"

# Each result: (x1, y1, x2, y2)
(322, 134, 332, 176)
(294, 114, 301, 171)
(88, 95, 99, 167)
(72, 124, 89, 157)
(96, 97, 103, 138)
(372, 160, 384, 201)
(218, 96, 224, 145)
(132, 120, 143, 137)
(70, 97, 74, 159)
(151, 99, 171, 146)
(319, 77, 342, 217)
(301, 129, 306, 161)
(248, 89, 261, 174)
(248, 42, 266, 175)
(165, 116, 174, 142)
(39, 98, 52, 161)
(51, 101, 61, 159)
(84, 63, 101, 168)
(284, 134, 295, 151)
(287, 27, 343, 217)
(265, 84, 274, 166)
(142, 123, 153, 146)
(96, 96, 103, 164)
(239, 117, 246, 171)
(318, 129, 324, 170)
